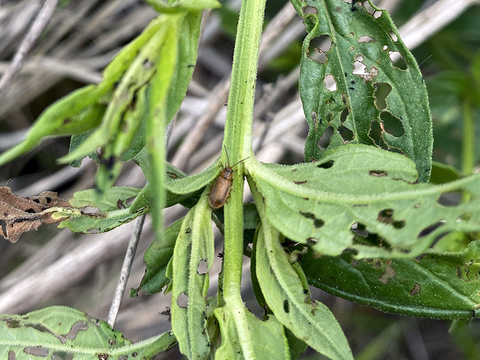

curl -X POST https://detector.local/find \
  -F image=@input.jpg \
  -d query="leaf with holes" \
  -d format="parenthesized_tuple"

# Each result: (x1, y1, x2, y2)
(214, 304, 291, 360)
(292, 0, 432, 182)
(169, 195, 215, 359)
(0, 306, 177, 359)
(69, 187, 141, 212)
(254, 220, 353, 360)
(132, 218, 183, 296)
(249, 144, 480, 258)
(300, 240, 480, 319)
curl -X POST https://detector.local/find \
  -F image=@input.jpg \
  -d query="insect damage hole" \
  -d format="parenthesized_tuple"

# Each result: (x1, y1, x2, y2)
(324, 74, 337, 91)
(437, 189, 469, 207)
(381, 111, 404, 137)
(318, 126, 334, 150)
(197, 259, 208, 275)
(24, 346, 49, 357)
(177, 292, 189, 308)
(357, 35, 376, 43)
(307, 35, 332, 64)
(389, 30, 398, 42)
(283, 299, 290, 313)
(373, 82, 392, 110)
(389, 51, 407, 70)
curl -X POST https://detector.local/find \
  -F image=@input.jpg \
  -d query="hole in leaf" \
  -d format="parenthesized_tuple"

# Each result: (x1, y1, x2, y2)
(351, 222, 368, 238)
(65, 321, 88, 340)
(307, 35, 332, 64)
(373, 11, 381, 18)
(381, 111, 404, 137)
(317, 160, 334, 169)
(283, 299, 290, 313)
(302, 6, 317, 15)
(177, 292, 188, 308)
(318, 126, 334, 150)
(357, 35, 376, 43)
(368, 120, 387, 149)
(24, 346, 49, 357)
(389, 51, 407, 70)
(373, 82, 392, 110)
(457, 213, 471, 222)
(369, 170, 388, 177)
(438, 190, 469, 207)
(389, 30, 398, 42)
(410, 283, 421, 296)
(377, 208, 394, 222)
(382, 45, 388, 51)
(338, 126, 354, 141)
(340, 107, 349, 123)
(324, 74, 337, 91)
(8, 350, 15, 360)
(393, 221, 405, 229)
(314, 219, 324, 228)
(197, 259, 208, 275)
(306, 238, 318, 246)
(300, 212, 315, 220)
(311, 111, 318, 127)
(418, 220, 446, 238)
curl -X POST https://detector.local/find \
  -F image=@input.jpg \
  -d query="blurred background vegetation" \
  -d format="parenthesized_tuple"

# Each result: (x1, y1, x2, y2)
(0, 0, 479, 359)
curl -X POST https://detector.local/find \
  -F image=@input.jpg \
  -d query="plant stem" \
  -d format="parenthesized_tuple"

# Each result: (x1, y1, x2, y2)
(222, 0, 266, 300)
(462, 99, 474, 175)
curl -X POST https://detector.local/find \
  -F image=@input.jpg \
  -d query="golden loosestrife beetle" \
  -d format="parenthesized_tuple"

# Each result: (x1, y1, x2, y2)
(208, 148, 248, 209)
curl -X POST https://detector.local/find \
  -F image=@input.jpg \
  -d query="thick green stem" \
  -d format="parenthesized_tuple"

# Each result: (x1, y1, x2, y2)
(462, 99, 474, 175)
(222, 0, 266, 300)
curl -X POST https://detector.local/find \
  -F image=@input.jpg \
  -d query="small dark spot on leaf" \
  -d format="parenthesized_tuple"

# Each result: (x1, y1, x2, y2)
(373, 260, 382, 268)
(63, 118, 73, 125)
(187, 64, 195, 68)
(294, 180, 308, 185)
(283, 300, 290, 313)
(142, 58, 154, 69)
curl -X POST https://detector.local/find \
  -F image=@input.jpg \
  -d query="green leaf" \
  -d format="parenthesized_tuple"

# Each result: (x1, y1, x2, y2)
(132, 217, 183, 296)
(214, 306, 291, 360)
(54, 207, 144, 234)
(166, 160, 220, 195)
(250, 144, 480, 258)
(69, 186, 141, 212)
(301, 240, 480, 320)
(170, 195, 215, 359)
(293, 0, 433, 182)
(0, 86, 105, 166)
(146, 14, 182, 240)
(0, 306, 176, 359)
(254, 222, 353, 360)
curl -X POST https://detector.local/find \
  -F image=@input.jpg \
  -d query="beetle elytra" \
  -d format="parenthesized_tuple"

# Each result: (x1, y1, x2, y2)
(208, 148, 248, 209)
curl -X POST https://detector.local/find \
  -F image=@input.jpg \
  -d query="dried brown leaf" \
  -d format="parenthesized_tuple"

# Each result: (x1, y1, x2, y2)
(0, 187, 71, 243)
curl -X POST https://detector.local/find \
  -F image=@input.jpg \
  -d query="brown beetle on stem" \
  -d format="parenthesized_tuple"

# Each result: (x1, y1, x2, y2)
(208, 147, 248, 209)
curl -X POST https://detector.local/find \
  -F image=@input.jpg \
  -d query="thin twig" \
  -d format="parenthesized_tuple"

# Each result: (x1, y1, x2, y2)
(107, 214, 146, 329)
(0, 0, 59, 99)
